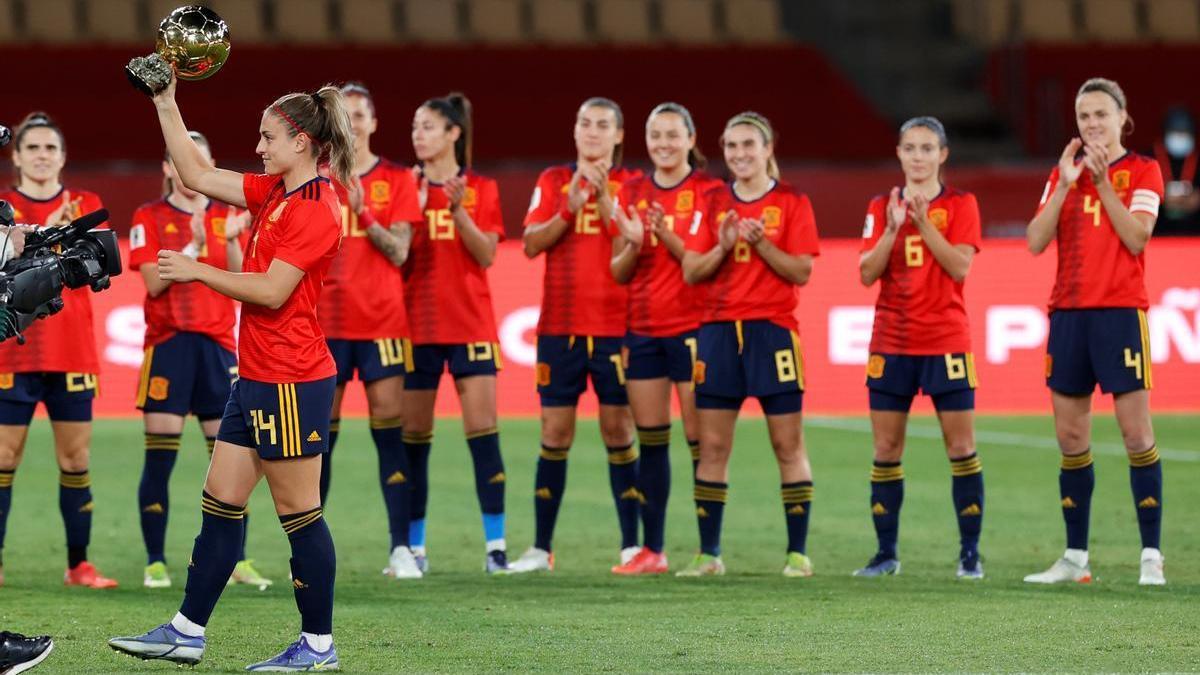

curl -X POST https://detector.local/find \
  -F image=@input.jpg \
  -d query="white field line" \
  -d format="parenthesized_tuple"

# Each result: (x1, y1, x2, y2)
(806, 417, 1199, 463)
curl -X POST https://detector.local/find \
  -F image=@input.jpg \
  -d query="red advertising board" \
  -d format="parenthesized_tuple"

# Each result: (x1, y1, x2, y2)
(51, 239, 1200, 417)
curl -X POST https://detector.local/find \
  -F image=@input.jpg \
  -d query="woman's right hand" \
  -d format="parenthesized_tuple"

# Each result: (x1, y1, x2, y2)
(718, 210, 740, 252)
(885, 186, 905, 234)
(614, 205, 645, 247)
(1057, 138, 1085, 188)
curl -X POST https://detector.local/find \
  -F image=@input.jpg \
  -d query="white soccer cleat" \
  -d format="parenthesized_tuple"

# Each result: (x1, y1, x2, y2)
(507, 547, 554, 573)
(1139, 548, 1165, 586)
(619, 546, 641, 566)
(1024, 557, 1092, 584)
(383, 546, 423, 579)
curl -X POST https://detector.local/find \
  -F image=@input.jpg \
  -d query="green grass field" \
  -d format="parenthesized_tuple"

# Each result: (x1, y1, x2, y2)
(0, 414, 1197, 672)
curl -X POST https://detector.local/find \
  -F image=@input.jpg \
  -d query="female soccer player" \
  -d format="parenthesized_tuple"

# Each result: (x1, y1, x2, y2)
(677, 112, 820, 578)
(510, 97, 641, 573)
(1024, 78, 1166, 586)
(609, 103, 719, 575)
(402, 93, 509, 575)
(130, 131, 272, 590)
(0, 112, 118, 589)
(109, 74, 348, 669)
(318, 82, 423, 580)
(854, 117, 984, 579)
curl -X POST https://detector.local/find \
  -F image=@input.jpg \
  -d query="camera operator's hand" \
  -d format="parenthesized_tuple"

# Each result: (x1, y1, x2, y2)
(1, 226, 26, 265)
(157, 249, 202, 283)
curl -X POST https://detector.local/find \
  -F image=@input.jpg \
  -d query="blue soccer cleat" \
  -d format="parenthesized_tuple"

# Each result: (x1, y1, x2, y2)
(485, 549, 512, 575)
(245, 636, 338, 671)
(108, 623, 205, 665)
(853, 553, 901, 577)
(957, 551, 985, 580)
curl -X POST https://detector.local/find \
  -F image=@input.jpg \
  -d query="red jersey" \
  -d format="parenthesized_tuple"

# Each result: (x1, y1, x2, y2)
(0, 187, 105, 373)
(1037, 152, 1163, 310)
(404, 170, 505, 344)
(319, 158, 421, 340)
(861, 187, 982, 354)
(617, 170, 722, 336)
(686, 181, 820, 331)
(524, 164, 642, 337)
(239, 174, 341, 383)
(129, 198, 240, 353)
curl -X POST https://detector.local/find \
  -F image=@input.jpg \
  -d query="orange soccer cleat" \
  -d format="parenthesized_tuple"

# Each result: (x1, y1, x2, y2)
(64, 561, 119, 589)
(611, 548, 669, 575)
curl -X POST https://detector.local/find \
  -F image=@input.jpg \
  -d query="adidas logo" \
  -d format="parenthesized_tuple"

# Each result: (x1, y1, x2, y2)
(385, 471, 406, 485)
(535, 487, 553, 500)
(1138, 496, 1159, 509)
(142, 503, 165, 514)
(620, 487, 641, 501)
(307, 430, 322, 442)
(80, 501, 94, 513)
(488, 472, 506, 484)
(787, 504, 806, 515)
(959, 503, 981, 517)
(872, 502, 888, 516)
(696, 506, 709, 518)
(292, 578, 308, 590)
(1061, 497, 1077, 508)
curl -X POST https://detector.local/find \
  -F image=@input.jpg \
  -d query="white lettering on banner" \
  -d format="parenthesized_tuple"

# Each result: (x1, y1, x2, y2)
(1149, 288, 1200, 363)
(499, 306, 540, 367)
(828, 306, 875, 364)
(986, 306, 1047, 363)
(105, 305, 146, 367)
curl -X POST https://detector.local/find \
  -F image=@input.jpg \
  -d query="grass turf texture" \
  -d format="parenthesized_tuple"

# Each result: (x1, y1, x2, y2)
(0, 414, 1196, 672)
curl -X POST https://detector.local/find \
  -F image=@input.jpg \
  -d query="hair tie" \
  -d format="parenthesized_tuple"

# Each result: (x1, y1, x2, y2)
(310, 92, 322, 106)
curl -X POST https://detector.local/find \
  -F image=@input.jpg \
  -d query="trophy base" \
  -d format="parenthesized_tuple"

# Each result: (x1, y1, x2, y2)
(124, 65, 155, 96)
(125, 54, 172, 96)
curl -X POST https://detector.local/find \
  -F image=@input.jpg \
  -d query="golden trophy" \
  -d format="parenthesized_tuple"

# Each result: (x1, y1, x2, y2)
(125, 5, 231, 96)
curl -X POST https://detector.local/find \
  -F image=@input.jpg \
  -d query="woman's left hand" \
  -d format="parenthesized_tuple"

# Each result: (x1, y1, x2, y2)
(158, 249, 202, 282)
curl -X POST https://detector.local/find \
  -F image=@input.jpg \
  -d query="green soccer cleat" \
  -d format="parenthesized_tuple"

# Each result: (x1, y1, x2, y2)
(228, 560, 273, 590)
(782, 552, 814, 578)
(675, 553, 725, 577)
(143, 562, 171, 589)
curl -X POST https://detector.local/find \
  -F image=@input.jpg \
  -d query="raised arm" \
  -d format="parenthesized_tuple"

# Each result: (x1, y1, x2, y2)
(1084, 144, 1157, 255)
(524, 170, 588, 257)
(1028, 139, 1084, 255)
(152, 75, 247, 208)
(860, 191, 902, 286)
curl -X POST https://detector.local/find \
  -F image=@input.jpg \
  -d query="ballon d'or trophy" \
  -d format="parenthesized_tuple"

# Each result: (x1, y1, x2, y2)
(125, 5, 231, 96)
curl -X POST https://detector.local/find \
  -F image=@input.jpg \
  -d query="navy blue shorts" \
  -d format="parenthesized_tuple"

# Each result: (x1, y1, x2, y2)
(217, 376, 336, 460)
(328, 337, 412, 385)
(865, 353, 977, 413)
(694, 320, 804, 415)
(624, 331, 698, 383)
(536, 335, 628, 407)
(0, 372, 96, 424)
(1046, 308, 1152, 396)
(406, 342, 501, 390)
(136, 332, 237, 419)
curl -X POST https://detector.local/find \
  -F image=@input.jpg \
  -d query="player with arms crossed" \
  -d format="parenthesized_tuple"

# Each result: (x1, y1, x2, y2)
(854, 117, 985, 579)
(129, 131, 272, 590)
(109, 74, 348, 670)
(609, 103, 719, 575)
(1024, 78, 1166, 586)
(511, 98, 642, 573)
(0, 112, 117, 589)
(318, 82, 423, 581)
(678, 112, 820, 577)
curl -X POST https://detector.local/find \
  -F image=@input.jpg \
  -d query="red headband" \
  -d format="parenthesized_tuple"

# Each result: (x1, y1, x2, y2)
(273, 104, 306, 137)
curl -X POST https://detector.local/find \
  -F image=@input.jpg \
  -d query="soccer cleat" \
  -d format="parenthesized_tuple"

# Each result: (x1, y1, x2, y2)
(228, 560, 273, 590)
(1139, 548, 1165, 586)
(507, 547, 553, 573)
(0, 632, 53, 674)
(675, 553, 725, 577)
(485, 549, 511, 575)
(244, 636, 338, 672)
(143, 562, 171, 589)
(782, 552, 814, 578)
(1024, 557, 1092, 584)
(64, 561, 118, 589)
(619, 546, 641, 566)
(382, 546, 423, 579)
(612, 548, 669, 575)
(108, 623, 205, 665)
(413, 553, 429, 574)
(853, 554, 900, 577)
(957, 552, 984, 580)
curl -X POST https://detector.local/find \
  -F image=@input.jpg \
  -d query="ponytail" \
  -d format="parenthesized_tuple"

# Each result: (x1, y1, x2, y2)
(267, 84, 355, 185)
(422, 92, 473, 169)
(648, 102, 706, 170)
(724, 111, 778, 180)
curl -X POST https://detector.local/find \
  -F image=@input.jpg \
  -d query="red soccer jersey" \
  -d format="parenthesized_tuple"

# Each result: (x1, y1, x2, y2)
(404, 170, 505, 344)
(686, 181, 820, 331)
(238, 174, 342, 383)
(0, 187, 105, 373)
(129, 198, 240, 353)
(1036, 152, 1163, 310)
(617, 170, 723, 336)
(524, 164, 642, 337)
(860, 187, 982, 355)
(319, 158, 422, 340)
